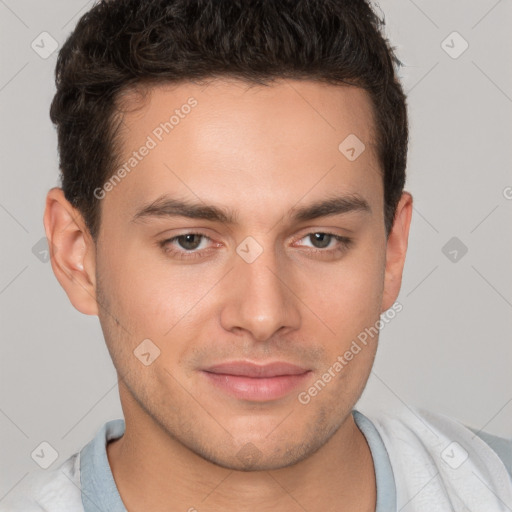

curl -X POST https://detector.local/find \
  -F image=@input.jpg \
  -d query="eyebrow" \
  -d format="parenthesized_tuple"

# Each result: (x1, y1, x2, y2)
(131, 193, 371, 225)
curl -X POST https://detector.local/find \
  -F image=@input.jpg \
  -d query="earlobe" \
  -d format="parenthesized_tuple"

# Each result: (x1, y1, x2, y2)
(381, 191, 413, 313)
(43, 187, 99, 316)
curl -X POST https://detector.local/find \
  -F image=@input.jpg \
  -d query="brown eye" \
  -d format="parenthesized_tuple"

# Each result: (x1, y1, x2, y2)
(159, 232, 214, 261)
(173, 234, 204, 251)
(294, 232, 353, 258)
(309, 233, 334, 249)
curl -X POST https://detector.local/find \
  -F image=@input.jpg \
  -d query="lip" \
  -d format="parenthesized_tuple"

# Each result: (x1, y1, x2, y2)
(204, 361, 310, 377)
(201, 361, 312, 402)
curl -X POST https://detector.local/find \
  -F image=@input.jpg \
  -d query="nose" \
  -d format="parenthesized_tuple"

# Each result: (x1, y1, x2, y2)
(219, 237, 301, 342)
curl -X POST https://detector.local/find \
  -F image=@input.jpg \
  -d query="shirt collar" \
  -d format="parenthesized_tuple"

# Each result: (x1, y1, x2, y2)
(79, 411, 396, 512)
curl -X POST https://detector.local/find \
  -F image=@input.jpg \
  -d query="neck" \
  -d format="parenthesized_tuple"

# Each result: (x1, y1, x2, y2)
(106, 410, 376, 512)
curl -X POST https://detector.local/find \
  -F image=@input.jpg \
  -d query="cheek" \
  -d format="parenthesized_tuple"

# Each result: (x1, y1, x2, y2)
(101, 225, 385, 336)
(103, 246, 220, 362)
(104, 239, 171, 313)
(309, 250, 384, 325)
(96, 240, 172, 340)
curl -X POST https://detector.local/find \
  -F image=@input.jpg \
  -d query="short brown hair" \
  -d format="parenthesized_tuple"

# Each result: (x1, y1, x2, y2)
(50, 0, 408, 241)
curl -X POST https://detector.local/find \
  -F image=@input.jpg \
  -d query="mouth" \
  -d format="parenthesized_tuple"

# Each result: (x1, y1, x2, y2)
(201, 361, 312, 402)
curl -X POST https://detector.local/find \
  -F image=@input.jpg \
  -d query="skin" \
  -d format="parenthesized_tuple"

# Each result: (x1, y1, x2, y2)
(44, 78, 412, 512)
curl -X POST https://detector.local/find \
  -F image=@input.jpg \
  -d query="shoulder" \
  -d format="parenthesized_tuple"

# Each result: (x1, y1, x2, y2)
(0, 452, 84, 512)
(465, 425, 512, 477)
(360, 404, 512, 509)
(366, 404, 512, 466)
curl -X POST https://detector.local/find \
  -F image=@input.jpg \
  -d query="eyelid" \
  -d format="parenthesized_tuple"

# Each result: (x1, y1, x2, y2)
(167, 232, 217, 247)
(292, 231, 353, 253)
(158, 231, 218, 260)
(159, 229, 353, 260)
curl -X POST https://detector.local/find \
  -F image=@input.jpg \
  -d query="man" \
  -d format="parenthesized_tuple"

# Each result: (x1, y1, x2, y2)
(2, 0, 511, 511)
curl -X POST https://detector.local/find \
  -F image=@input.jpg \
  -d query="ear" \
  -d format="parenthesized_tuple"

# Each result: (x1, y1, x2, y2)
(43, 187, 99, 316)
(381, 191, 413, 312)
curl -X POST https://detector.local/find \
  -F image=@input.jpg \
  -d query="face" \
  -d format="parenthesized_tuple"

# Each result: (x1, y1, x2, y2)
(46, 78, 411, 471)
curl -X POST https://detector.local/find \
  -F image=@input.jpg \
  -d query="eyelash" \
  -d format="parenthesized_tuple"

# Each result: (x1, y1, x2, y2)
(158, 231, 353, 261)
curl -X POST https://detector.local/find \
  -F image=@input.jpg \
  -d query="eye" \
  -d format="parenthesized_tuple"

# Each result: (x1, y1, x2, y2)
(159, 231, 353, 261)
(294, 232, 353, 256)
(168, 233, 207, 251)
(300, 232, 340, 249)
(159, 232, 214, 260)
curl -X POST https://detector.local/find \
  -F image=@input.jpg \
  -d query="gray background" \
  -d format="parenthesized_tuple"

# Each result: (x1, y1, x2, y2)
(1, 0, 511, 500)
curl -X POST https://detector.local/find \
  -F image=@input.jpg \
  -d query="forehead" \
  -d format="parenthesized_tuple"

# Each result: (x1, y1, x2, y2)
(104, 78, 382, 224)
